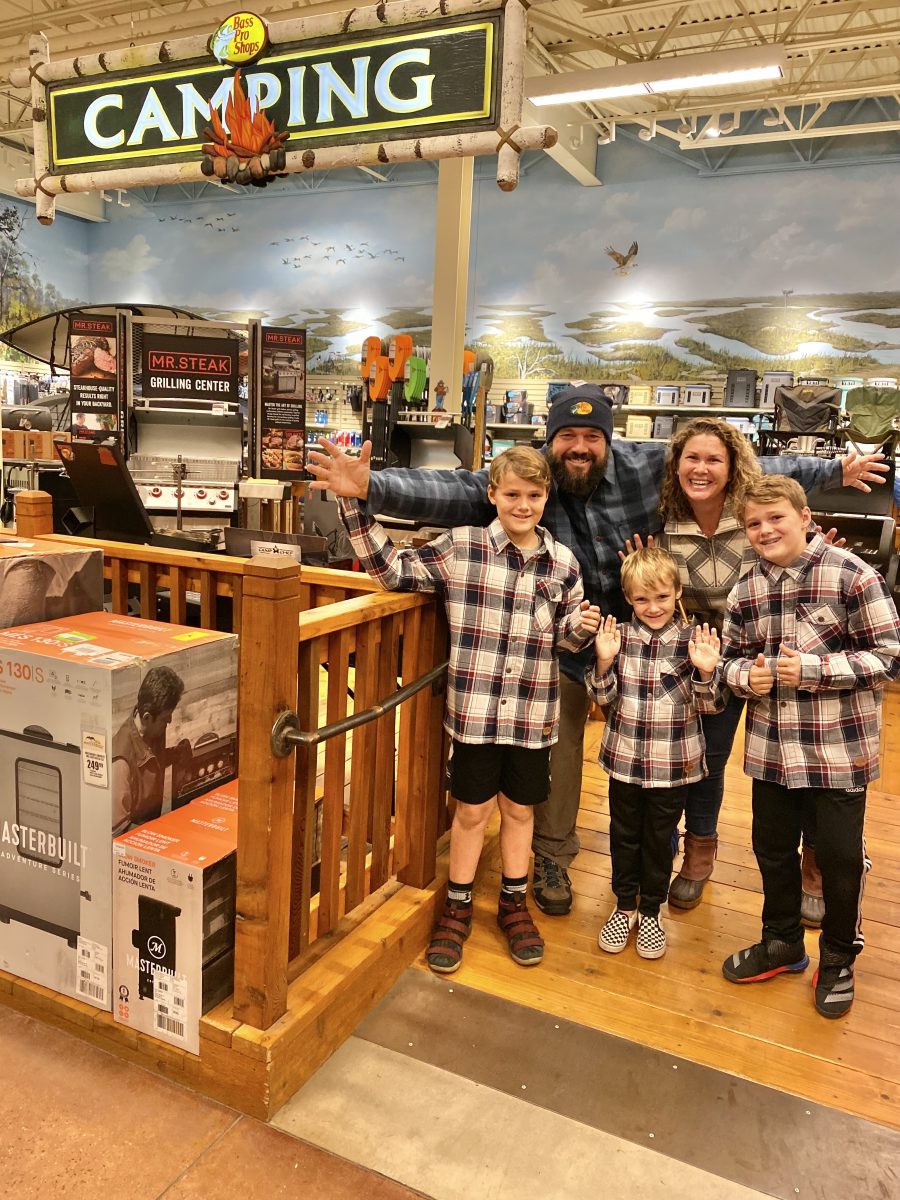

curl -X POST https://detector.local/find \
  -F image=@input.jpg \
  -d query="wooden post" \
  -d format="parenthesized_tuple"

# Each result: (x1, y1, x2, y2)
(233, 556, 301, 1029)
(14, 491, 54, 537)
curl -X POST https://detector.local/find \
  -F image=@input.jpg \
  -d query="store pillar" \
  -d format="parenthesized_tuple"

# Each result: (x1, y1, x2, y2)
(429, 157, 474, 413)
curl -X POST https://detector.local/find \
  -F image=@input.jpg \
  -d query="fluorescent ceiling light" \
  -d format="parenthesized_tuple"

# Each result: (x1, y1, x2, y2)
(526, 46, 786, 107)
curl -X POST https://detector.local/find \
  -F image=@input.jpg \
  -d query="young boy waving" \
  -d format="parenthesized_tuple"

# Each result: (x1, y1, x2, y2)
(338, 445, 600, 973)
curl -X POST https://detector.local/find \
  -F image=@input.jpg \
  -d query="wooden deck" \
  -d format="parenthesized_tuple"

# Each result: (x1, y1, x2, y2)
(418, 683, 900, 1133)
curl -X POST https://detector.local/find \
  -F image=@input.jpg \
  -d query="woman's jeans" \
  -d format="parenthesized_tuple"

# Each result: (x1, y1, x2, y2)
(683, 689, 746, 837)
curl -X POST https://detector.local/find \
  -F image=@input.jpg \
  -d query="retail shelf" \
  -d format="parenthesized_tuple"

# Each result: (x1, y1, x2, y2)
(620, 404, 766, 415)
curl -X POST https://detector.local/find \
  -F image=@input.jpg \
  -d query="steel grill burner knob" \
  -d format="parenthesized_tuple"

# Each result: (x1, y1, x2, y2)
(218, 490, 229, 500)
(196, 489, 207, 499)
(150, 487, 162, 497)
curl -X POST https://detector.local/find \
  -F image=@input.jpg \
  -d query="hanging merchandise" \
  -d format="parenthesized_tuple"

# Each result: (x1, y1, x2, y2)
(388, 335, 413, 383)
(404, 356, 428, 404)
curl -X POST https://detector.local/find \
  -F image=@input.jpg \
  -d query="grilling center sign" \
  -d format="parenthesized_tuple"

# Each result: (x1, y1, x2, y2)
(47, 14, 500, 171)
(142, 334, 239, 401)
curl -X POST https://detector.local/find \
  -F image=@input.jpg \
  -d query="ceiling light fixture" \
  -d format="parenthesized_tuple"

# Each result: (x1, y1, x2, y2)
(526, 45, 786, 107)
(764, 105, 786, 126)
(638, 120, 657, 141)
(717, 113, 738, 134)
(677, 117, 694, 136)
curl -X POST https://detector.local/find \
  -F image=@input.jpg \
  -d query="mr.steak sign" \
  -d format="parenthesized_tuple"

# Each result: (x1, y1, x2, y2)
(12, 0, 557, 224)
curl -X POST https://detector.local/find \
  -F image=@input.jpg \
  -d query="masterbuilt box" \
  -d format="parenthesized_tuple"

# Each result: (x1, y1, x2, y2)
(113, 780, 238, 1054)
(0, 536, 103, 629)
(0, 611, 237, 1010)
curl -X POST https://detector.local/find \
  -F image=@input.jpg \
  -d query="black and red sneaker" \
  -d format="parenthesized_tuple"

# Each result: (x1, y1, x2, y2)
(813, 937, 855, 1019)
(722, 938, 809, 983)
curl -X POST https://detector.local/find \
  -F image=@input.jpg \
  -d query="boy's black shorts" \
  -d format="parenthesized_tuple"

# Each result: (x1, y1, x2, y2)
(449, 740, 551, 807)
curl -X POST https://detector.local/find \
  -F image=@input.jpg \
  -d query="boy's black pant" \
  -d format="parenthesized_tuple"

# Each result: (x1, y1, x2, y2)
(608, 780, 686, 915)
(752, 780, 867, 958)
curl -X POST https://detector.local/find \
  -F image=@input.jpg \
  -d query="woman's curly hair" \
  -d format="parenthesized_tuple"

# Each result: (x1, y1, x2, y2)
(658, 417, 762, 523)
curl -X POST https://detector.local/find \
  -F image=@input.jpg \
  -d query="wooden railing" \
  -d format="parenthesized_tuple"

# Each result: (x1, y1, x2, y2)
(13, 491, 449, 1032)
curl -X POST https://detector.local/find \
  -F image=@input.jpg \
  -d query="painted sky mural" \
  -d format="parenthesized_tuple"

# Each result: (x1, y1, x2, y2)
(4, 147, 900, 381)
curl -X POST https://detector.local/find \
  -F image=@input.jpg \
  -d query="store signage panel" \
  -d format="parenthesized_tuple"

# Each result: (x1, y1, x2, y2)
(48, 17, 499, 171)
(141, 333, 239, 401)
(69, 314, 121, 442)
(260, 326, 306, 481)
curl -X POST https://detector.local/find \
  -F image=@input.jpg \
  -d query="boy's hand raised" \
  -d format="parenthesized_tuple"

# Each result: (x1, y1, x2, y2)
(617, 532, 655, 563)
(688, 623, 721, 678)
(776, 644, 803, 687)
(307, 438, 372, 499)
(594, 615, 621, 670)
(748, 652, 775, 695)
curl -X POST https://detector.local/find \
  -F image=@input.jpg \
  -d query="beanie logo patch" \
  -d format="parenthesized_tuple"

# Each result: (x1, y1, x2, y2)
(569, 401, 593, 415)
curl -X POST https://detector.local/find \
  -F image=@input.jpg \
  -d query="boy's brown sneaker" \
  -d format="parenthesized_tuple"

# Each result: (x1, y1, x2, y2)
(426, 899, 473, 974)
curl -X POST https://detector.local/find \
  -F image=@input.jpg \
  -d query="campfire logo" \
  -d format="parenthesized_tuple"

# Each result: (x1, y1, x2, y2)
(208, 13, 269, 67)
(201, 69, 289, 188)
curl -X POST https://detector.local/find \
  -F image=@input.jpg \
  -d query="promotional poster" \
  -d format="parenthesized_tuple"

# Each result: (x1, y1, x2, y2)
(69, 314, 121, 441)
(259, 325, 306, 479)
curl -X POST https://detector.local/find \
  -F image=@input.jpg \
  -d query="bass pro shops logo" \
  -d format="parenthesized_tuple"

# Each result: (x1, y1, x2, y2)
(568, 401, 594, 417)
(208, 13, 269, 66)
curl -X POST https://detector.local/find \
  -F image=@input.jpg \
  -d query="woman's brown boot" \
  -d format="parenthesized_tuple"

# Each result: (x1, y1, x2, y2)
(800, 845, 825, 928)
(668, 832, 718, 910)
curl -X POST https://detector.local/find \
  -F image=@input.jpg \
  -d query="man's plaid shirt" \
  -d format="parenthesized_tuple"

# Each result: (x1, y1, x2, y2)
(365, 445, 843, 680)
(585, 620, 722, 788)
(339, 499, 592, 748)
(721, 535, 900, 789)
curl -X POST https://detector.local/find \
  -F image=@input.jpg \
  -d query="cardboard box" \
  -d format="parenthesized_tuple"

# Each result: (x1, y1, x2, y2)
(113, 781, 238, 1053)
(0, 612, 238, 1009)
(0, 537, 103, 629)
(2, 429, 26, 459)
(25, 430, 53, 461)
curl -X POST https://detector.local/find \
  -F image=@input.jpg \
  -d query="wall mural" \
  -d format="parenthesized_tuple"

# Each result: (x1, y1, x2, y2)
(3, 151, 900, 383)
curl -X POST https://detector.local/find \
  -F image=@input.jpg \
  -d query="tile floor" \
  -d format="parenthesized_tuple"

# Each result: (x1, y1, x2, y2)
(7, 968, 900, 1199)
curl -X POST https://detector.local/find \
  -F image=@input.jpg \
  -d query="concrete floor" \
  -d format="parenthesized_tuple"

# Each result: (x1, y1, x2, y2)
(6, 967, 899, 1199)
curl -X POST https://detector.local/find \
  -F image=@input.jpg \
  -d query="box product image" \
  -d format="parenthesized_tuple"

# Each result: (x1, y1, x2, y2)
(113, 780, 238, 1054)
(0, 537, 103, 629)
(0, 611, 238, 1010)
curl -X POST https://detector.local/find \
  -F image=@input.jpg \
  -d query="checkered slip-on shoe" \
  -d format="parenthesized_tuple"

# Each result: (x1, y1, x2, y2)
(636, 912, 667, 960)
(722, 938, 809, 983)
(598, 907, 638, 954)
(813, 937, 855, 1019)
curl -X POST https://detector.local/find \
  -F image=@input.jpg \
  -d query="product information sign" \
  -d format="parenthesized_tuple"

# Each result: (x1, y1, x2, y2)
(259, 326, 306, 479)
(141, 333, 239, 402)
(69, 314, 121, 441)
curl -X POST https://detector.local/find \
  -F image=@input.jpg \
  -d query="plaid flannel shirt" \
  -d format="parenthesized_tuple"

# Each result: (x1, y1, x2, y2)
(585, 619, 723, 788)
(365, 446, 843, 680)
(339, 499, 591, 748)
(721, 535, 900, 789)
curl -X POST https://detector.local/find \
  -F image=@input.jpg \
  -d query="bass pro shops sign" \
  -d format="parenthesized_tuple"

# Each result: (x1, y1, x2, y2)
(12, 0, 556, 224)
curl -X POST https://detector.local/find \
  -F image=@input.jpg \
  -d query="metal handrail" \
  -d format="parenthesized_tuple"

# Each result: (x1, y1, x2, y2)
(270, 660, 448, 756)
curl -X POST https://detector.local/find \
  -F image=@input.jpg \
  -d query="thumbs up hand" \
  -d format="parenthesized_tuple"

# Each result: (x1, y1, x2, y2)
(776, 644, 802, 687)
(748, 652, 775, 695)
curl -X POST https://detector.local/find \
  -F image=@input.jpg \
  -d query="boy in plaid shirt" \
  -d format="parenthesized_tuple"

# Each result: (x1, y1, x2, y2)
(586, 547, 723, 959)
(339, 447, 600, 974)
(721, 476, 900, 1017)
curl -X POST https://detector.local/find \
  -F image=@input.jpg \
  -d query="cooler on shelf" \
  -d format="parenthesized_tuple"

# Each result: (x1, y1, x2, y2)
(654, 386, 680, 406)
(681, 386, 711, 406)
(761, 372, 793, 409)
(724, 370, 758, 408)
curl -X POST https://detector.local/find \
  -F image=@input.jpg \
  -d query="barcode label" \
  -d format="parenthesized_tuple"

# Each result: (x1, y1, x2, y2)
(155, 1013, 185, 1038)
(75, 936, 109, 1006)
(153, 970, 188, 1043)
